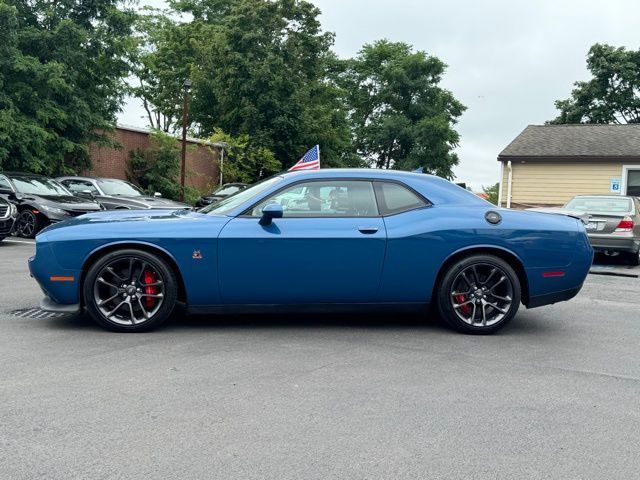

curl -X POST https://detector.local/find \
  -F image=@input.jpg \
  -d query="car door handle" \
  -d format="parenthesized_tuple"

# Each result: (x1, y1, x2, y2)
(358, 226, 379, 234)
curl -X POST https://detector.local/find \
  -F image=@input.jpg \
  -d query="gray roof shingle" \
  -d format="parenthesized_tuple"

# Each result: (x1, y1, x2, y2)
(498, 124, 640, 159)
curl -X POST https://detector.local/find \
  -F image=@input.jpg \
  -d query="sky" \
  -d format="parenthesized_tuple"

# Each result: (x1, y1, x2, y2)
(118, 0, 640, 190)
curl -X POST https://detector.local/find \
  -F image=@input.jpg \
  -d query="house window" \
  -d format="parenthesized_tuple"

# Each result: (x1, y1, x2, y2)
(627, 170, 640, 197)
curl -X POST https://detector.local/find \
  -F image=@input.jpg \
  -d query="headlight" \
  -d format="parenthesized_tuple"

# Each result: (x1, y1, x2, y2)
(40, 205, 67, 215)
(9, 203, 17, 217)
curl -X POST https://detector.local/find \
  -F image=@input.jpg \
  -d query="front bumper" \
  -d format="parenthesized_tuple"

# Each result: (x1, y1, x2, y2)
(40, 296, 80, 314)
(0, 218, 15, 236)
(29, 242, 81, 306)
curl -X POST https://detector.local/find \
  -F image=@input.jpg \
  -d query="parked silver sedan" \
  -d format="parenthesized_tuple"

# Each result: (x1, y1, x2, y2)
(564, 195, 640, 265)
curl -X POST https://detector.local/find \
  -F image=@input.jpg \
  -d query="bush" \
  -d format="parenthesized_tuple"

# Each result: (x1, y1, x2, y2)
(128, 130, 199, 202)
(209, 129, 281, 184)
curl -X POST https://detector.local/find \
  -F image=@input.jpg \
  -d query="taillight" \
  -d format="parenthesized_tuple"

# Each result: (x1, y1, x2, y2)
(615, 216, 634, 232)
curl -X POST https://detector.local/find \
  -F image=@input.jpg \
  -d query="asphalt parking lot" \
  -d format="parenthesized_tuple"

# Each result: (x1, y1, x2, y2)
(1, 238, 639, 479)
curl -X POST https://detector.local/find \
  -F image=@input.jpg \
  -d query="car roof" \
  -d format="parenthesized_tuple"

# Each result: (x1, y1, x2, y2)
(281, 168, 426, 179)
(1, 171, 49, 178)
(58, 176, 131, 183)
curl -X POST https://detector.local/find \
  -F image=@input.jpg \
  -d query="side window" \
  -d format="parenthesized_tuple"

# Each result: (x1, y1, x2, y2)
(0, 175, 13, 192)
(250, 181, 378, 217)
(376, 182, 427, 215)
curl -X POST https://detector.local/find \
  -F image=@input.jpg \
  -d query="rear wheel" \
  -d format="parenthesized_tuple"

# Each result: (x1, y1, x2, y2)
(437, 254, 521, 334)
(83, 249, 178, 332)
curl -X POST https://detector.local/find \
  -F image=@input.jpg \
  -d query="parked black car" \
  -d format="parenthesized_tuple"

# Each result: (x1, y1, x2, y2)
(0, 172, 103, 238)
(56, 176, 192, 210)
(0, 196, 18, 242)
(195, 183, 249, 208)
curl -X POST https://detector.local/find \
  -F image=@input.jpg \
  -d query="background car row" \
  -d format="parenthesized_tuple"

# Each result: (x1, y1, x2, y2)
(0, 172, 222, 238)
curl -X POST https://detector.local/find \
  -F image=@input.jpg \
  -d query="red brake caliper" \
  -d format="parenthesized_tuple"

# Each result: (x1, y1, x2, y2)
(143, 270, 157, 309)
(455, 294, 472, 315)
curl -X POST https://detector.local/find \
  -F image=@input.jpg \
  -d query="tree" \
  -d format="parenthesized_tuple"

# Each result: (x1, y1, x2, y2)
(550, 44, 640, 124)
(128, 130, 199, 203)
(0, 0, 135, 175)
(128, 7, 195, 133)
(336, 40, 466, 177)
(482, 182, 499, 206)
(169, 0, 358, 168)
(209, 129, 280, 184)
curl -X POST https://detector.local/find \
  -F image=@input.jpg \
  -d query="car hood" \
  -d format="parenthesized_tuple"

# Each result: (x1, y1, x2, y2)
(110, 195, 191, 209)
(23, 194, 102, 210)
(38, 209, 228, 239)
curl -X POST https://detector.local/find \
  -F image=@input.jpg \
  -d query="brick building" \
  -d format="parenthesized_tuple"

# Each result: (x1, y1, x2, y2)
(87, 125, 221, 192)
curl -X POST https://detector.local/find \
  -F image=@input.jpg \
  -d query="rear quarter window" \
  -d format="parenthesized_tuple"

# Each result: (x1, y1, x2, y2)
(375, 182, 428, 215)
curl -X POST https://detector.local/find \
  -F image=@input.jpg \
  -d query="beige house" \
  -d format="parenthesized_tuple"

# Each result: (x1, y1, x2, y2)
(498, 124, 640, 208)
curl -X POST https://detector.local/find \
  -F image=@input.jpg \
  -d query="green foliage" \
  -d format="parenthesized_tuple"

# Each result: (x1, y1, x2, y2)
(335, 40, 466, 178)
(138, 0, 359, 168)
(209, 128, 280, 184)
(128, 7, 195, 133)
(550, 44, 640, 124)
(128, 130, 198, 202)
(482, 182, 499, 206)
(0, 0, 135, 175)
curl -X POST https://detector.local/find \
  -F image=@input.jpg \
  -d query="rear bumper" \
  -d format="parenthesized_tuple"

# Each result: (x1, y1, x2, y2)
(527, 285, 583, 309)
(588, 234, 639, 253)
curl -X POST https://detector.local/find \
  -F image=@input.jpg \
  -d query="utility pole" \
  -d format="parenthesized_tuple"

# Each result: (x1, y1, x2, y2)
(179, 79, 192, 202)
(219, 142, 229, 187)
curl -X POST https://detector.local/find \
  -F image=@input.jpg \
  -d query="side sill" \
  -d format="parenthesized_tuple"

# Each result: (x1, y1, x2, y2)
(187, 302, 429, 315)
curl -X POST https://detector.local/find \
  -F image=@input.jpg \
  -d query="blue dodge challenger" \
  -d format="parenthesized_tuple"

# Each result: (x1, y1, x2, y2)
(29, 169, 593, 334)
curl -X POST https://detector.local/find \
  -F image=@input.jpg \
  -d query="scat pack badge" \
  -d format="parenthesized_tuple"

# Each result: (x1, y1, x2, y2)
(192, 250, 203, 260)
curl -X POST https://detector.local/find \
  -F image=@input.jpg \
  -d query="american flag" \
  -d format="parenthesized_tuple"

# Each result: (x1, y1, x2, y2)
(288, 145, 320, 171)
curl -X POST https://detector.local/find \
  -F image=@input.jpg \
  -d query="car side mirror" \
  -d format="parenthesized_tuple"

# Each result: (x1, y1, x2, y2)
(154, 192, 162, 198)
(259, 203, 283, 226)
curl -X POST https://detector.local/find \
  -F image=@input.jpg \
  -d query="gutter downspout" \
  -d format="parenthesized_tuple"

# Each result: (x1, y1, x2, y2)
(497, 161, 504, 207)
(506, 161, 513, 209)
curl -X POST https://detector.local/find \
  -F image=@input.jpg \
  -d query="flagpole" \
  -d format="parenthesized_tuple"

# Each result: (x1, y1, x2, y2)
(317, 144, 321, 168)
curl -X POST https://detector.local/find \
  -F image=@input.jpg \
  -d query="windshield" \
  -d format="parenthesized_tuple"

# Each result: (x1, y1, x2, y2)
(565, 196, 633, 214)
(201, 176, 283, 215)
(97, 179, 145, 196)
(12, 176, 71, 196)
(214, 185, 244, 196)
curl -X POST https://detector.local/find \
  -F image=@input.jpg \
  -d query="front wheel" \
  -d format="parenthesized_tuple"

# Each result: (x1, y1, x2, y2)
(83, 249, 178, 332)
(16, 210, 40, 238)
(437, 254, 521, 334)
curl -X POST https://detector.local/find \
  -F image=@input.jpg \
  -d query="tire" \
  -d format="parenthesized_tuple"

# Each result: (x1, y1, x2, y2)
(83, 249, 178, 332)
(437, 254, 521, 334)
(16, 210, 40, 238)
(628, 250, 640, 267)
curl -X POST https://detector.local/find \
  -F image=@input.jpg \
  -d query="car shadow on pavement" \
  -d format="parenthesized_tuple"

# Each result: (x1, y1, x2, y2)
(42, 308, 557, 337)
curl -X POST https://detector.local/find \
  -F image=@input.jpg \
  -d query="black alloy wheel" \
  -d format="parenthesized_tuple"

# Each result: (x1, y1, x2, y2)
(437, 254, 521, 334)
(16, 210, 39, 238)
(83, 249, 178, 332)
